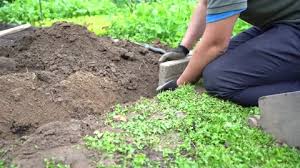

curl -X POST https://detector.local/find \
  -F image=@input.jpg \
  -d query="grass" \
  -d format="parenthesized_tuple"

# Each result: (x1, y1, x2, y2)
(84, 85, 300, 167)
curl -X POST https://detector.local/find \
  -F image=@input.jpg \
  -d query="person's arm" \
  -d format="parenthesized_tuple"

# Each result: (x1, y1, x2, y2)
(177, 14, 239, 85)
(181, 0, 208, 50)
(158, 0, 208, 63)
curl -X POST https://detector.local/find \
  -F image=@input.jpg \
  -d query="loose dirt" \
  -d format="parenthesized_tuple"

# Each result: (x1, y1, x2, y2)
(0, 22, 161, 167)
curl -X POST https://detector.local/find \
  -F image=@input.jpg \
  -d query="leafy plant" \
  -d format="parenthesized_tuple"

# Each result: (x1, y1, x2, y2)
(109, 0, 196, 47)
(234, 19, 250, 36)
(0, 161, 4, 168)
(108, 0, 250, 47)
(2, 0, 250, 47)
(0, 160, 17, 168)
(0, 0, 118, 24)
(44, 159, 70, 168)
(84, 85, 300, 167)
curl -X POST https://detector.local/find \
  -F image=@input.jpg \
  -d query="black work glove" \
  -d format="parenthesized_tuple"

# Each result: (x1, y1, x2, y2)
(156, 80, 178, 92)
(159, 45, 189, 63)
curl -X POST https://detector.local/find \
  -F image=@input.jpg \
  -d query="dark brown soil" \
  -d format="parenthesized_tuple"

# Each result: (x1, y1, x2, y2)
(0, 22, 160, 167)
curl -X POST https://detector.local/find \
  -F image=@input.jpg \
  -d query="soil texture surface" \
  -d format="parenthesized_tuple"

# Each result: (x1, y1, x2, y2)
(0, 22, 160, 167)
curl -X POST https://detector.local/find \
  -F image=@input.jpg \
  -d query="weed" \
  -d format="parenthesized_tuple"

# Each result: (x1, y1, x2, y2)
(44, 159, 70, 168)
(84, 85, 300, 167)
(0, 160, 17, 168)
(0, 161, 4, 168)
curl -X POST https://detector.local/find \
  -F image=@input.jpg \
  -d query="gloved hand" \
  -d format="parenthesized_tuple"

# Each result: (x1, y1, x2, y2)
(159, 45, 189, 63)
(156, 80, 178, 92)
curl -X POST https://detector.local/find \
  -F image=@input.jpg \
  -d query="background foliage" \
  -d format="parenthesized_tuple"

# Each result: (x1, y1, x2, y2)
(108, 0, 195, 47)
(0, 0, 117, 23)
(0, 0, 250, 47)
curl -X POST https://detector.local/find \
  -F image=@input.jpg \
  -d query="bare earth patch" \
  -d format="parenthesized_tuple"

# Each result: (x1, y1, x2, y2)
(0, 22, 161, 167)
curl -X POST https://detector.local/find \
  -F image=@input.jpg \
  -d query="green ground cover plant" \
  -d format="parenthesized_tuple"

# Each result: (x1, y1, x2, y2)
(0, 0, 117, 24)
(84, 85, 300, 167)
(0, 161, 16, 168)
(44, 159, 70, 168)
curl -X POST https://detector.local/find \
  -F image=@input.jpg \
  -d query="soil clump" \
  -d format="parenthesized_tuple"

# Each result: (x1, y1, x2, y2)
(0, 22, 160, 166)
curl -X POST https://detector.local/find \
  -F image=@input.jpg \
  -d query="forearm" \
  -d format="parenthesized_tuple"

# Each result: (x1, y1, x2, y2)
(177, 14, 238, 85)
(181, 0, 207, 50)
(177, 41, 226, 85)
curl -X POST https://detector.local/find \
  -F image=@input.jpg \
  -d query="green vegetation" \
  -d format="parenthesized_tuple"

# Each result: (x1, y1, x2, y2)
(2, 1, 294, 167)
(85, 85, 300, 167)
(233, 19, 251, 36)
(0, 0, 117, 24)
(0, 161, 16, 168)
(44, 159, 70, 168)
(108, 0, 195, 47)
(0, 157, 67, 167)
(0, 161, 4, 168)
(1, 0, 250, 47)
(107, 0, 250, 46)
(0, 0, 159, 24)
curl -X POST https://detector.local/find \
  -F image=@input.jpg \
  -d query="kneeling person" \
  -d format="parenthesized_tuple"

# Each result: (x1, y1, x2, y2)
(158, 0, 300, 106)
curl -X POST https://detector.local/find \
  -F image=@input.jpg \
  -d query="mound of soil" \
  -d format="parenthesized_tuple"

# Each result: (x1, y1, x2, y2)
(0, 22, 161, 166)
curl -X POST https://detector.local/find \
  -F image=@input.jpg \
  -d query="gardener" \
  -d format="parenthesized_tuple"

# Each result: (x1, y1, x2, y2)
(157, 0, 300, 106)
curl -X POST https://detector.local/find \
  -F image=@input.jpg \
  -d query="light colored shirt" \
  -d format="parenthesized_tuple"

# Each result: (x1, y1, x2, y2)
(206, 0, 247, 23)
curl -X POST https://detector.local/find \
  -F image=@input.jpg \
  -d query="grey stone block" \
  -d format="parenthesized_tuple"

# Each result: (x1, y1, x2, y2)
(158, 56, 191, 86)
(259, 91, 300, 147)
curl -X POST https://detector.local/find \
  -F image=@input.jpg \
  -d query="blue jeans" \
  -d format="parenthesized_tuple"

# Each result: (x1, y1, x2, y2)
(202, 24, 300, 106)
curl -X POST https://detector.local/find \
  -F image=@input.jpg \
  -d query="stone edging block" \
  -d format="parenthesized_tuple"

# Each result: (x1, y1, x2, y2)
(158, 56, 191, 86)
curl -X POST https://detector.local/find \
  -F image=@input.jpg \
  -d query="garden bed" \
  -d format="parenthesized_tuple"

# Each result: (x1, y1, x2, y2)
(0, 22, 161, 167)
(0, 22, 299, 168)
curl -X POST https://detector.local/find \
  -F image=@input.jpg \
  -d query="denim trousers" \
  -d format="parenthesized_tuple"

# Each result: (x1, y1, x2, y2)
(203, 24, 300, 106)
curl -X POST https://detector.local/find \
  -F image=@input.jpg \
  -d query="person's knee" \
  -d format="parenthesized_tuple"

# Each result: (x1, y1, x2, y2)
(203, 63, 219, 91)
(202, 63, 232, 98)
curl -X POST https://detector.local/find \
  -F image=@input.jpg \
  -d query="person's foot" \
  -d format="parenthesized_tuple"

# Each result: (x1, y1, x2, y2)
(248, 115, 261, 128)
